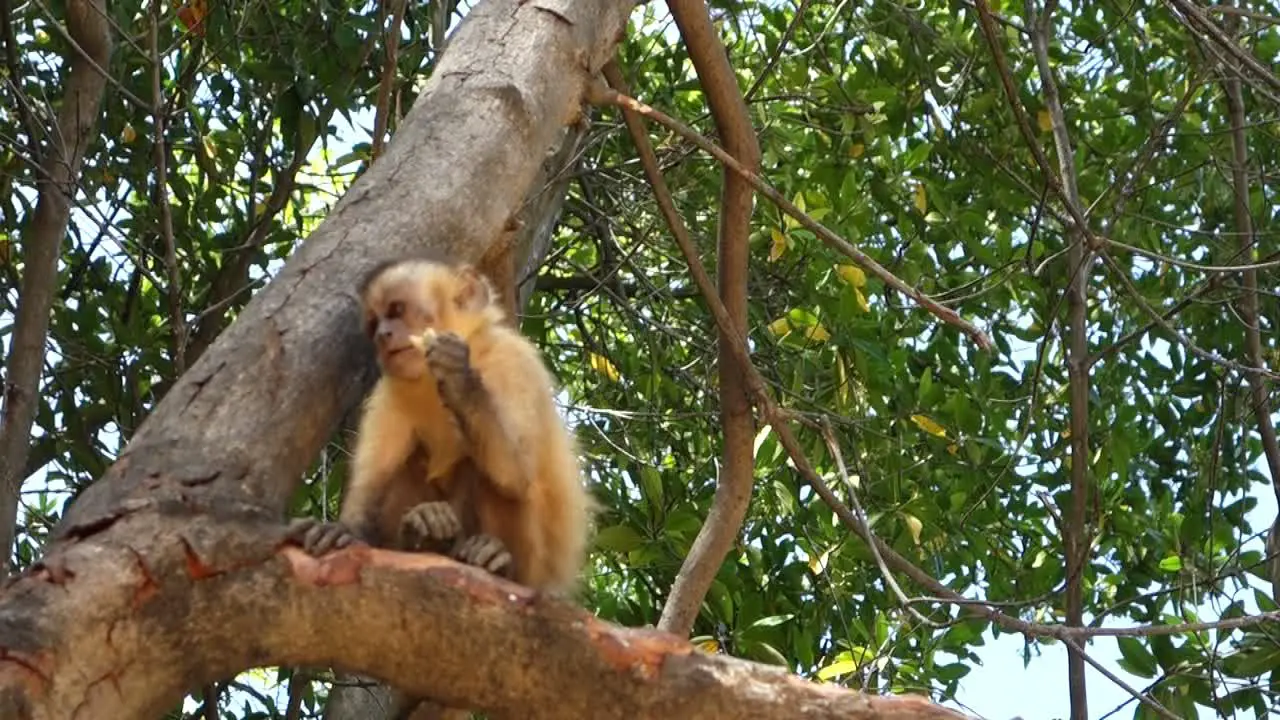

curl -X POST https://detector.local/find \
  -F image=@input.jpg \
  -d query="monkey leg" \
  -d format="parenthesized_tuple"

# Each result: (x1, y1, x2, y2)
(451, 533, 513, 579)
(399, 501, 463, 552)
(285, 518, 362, 556)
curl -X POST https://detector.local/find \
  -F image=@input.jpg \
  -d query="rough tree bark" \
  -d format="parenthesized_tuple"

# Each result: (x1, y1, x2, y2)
(0, 0, 112, 577)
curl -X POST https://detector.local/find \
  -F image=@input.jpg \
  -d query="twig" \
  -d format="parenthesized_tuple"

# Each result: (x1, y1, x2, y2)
(1098, 234, 1280, 273)
(30, 0, 148, 110)
(1088, 248, 1279, 367)
(1164, 0, 1280, 96)
(200, 682, 220, 720)
(594, 65, 1172, 714)
(284, 669, 309, 720)
(818, 421, 941, 627)
(744, 0, 812, 101)
(1095, 249, 1280, 380)
(371, 0, 408, 161)
(151, 0, 186, 374)
(585, 83, 993, 352)
(1, 0, 45, 166)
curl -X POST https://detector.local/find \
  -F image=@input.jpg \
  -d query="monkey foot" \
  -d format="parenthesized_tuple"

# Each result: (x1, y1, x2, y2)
(452, 534, 513, 578)
(287, 518, 360, 556)
(400, 501, 462, 552)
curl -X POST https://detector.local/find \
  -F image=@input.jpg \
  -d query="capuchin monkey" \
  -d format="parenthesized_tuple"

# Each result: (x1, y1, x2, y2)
(289, 256, 595, 720)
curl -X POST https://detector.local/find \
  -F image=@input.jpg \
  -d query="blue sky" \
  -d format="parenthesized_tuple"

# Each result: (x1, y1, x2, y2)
(4, 3, 1278, 718)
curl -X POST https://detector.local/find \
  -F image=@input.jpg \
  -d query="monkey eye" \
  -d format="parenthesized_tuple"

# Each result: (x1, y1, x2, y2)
(386, 301, 405, 319)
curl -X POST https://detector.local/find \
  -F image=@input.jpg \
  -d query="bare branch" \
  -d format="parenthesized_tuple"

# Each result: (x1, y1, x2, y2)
(1164, 0, 1280, 96)
(29, 0, 147, 109)
(649, 0, 761, 639)
(0, 0, 112, 577)
(371, 0, 409, 161)
(1221, 9, 1280, 498)
(586, 84, 994, 351)
(594, 49, 1177, 720)
(1024, 0, 1091, 716)
(150, 0, 186, 374)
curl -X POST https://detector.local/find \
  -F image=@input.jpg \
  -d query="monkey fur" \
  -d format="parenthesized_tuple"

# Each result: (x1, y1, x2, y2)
(291, 257, 593, 595)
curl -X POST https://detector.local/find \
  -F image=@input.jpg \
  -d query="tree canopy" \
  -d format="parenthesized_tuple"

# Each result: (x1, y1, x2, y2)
(2, 0, 1279, 718)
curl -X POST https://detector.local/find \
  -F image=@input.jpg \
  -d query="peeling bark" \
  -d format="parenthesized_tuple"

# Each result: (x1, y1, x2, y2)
(0, 514, 969, 719)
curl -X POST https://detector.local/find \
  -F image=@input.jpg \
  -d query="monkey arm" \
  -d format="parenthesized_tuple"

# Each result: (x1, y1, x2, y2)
(429, 334, 538, 501)
(340, 384, 418, 538)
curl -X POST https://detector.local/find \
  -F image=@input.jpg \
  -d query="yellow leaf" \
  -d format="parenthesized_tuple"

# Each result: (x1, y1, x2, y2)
(901, 512, 923, 545)
(849, 143, 865, 158)
(1037, 109, 1053, 133)
(803, 323, 831, 343)
(808, 547, 832, 575)
(202, 135, 216, 158)
(121, 123, 137, 143)
(835, 264, 866, 288)
(1061, 428, 1071, 440)
(769, 227, 787, 261)
(784, 192, 805, 229)
(946, 443, 958, 456)
(913, 182, 927, 213)
(910, 414, 948, 438)
(767, 316, 792, 336)
(588, 352, 620, 382)
(816, 659, 860, 681)
(854, 288, 870, 313)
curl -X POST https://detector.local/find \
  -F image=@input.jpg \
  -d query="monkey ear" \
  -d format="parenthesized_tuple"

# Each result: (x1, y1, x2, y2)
(453, 265, 492, 312)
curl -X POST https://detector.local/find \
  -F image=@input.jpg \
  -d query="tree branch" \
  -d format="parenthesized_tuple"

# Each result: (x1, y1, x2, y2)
(591, 70, 1176, 720)
(371, 0, 409, 161)
(150, 0, 186, 374)
(650, 0, 761, 639)
(1026, 0, 1090, 714)
(0, 511, 970, 719)
(1221, 8, 1280, 500)
(586, 84, 994, 351)
(0, 0, 112, 577)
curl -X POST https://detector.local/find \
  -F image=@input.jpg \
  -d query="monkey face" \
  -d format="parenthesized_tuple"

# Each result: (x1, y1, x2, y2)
(364, 294, 441, 380)
(358, 259, 499, 380)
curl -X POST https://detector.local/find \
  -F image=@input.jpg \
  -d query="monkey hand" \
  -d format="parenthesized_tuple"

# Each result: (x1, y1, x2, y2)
(400, 501, 463, 552)
(287, 518, 363, 556)
(424, 332, 481, 409)
(451, 534, 513, 578)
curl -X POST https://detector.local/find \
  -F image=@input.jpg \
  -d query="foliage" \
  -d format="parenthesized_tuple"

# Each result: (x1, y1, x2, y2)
(2, 0, 1279, 717)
